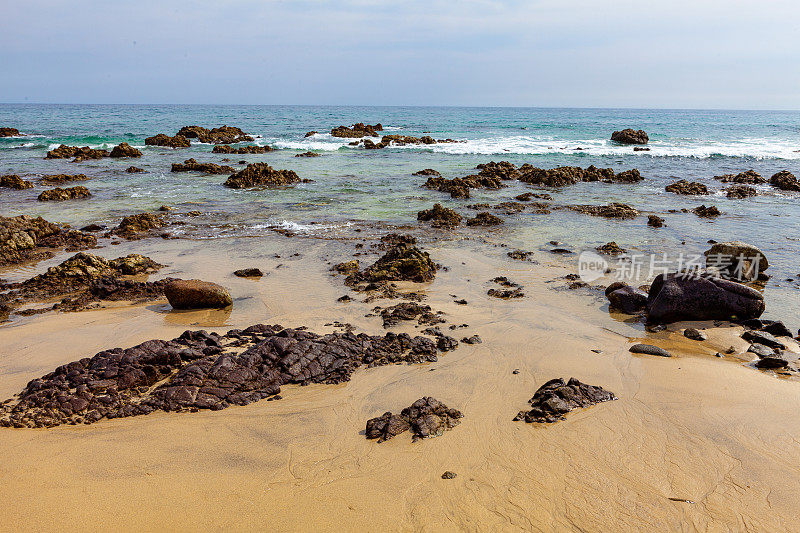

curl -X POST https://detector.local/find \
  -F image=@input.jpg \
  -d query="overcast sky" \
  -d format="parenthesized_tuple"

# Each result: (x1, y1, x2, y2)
(1, 0, 798, 109)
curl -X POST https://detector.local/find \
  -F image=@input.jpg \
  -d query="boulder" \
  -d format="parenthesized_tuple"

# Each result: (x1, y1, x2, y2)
(704, 241, 768, 281)
(646, 272, 765, 323)
(769, 170, 800, 192)
(111, 212, 166, 240)
(0, 127, 21, 137)
(109, 143, 142, 158)
(665, 179, 708, 195)
(0, 175, 33, 189)
(714, 170, 765, 184)
(233, 268, 264, 278)
(605, 282, 647, 314)
(212, 144, 273, 154)
(366, 397, 462, 442)
(164, 279, 233, 309)
(126, 166, 145, 173)
(725, 185, 757, 199)
(145, 133, 190, 148)
(330, 123, 383, 138)
(648, 215, 665, 227)
(40, 173, 89, 185)
(417, 203, 462, 227)
(514, 377, 617, 423)
(596, 242, 625, 255)
(171, 159, 235, 174)
(466, 212, 503, 226)
(223, 163, 301, 188)
(37, 186, 91, 202)
(611, 129, 649, 145)
(294, 151, 320, 157)
(570, 203, 639, 219)
(693, 205, 720, 218)
(177, 125, 253, 144)
(683, 328, 707, 341)
(45, 144, 109, 160)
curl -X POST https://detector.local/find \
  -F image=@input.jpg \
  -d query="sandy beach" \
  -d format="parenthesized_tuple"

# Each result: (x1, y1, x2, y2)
(2, 233, 800, 532)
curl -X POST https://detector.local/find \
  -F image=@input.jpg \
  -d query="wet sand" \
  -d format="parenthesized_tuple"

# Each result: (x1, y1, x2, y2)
(2, 235, 800, 531)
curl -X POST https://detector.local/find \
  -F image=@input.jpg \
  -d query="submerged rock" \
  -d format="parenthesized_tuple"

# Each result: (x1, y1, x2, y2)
(423, 174, 504, 199)
(417, 203, 462, 227)
(144, 133, 190, 148)
(0, 175, 33, 189)
(648, 215, 665, 227)
(646, 272, 765, 323)
(37, 186, 91, 202)
(164, 279, 233, 309)
(514, 378, 617, 423)
(45, 144, 109, 161)
(171, 158, 236, 174)
(125, 166, 145, 173)
(611, 129, 649, 145)
(40, 173, 89, 185)
(366, 397, 462, 442)
(0, 326, 450, 428)
(665, 179, 708, 195)
(233, 268, 264, 278)
(223, 163, 301, 188)
(569, 203, 639, 219)
(294, 151, 320, 157)
(413, 168, 440, 177)
(517, 165, 639, 187)
(596, 242, 625, 255)
(109, 143, 142, 158)
(347, 237, 436, 286)
(725, 184, 758, 199)
(466, 212, 503, 226)
(212, 144, 274, 154)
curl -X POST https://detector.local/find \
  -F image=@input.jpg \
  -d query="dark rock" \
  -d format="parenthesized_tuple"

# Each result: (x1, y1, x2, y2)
(488, 276, 524, 299)
(741, 330, 786, 350)
(596, 242, 625, 255)
(331, 123, 383, 138)
(514, 378, 617, 423)
(611, 129, 649, 145)
(0, 127, 21, 137)
(629, 344, 672, 357)
(714, 170, 765, 184)
(605, 282, 647, 314)
(45, 144, 109, 160)
(40, 173, 89, 185)
(569, 203, 638, 219)
(0, 175, 33, 189)
(37, 186, 91, 202)
(466, 212, 503, 226)
(769, 170, 800, 192)
(725, 185, 758, 199)
(346, 239, 436, 286)
(212, 144, 273, 154)
(333, 260, 360, 274)
(111, 212, 166, 240)
(754, 353, 789, 369)
(693, 205, 720, 218)
(423, 174, 503, 199)
(646, 272, 765, 323)
(747, 343, 774, 358)
(704, 241, 768, 281)
(441, 471, 457, 479)
(223, 163, 301, 188)
(379, 302, 443, 328)
(171, 158, 235, 174)
(177, 125, 253, 144)
(507, 250, 534, 261)
(461, 335, 482, 344)
(413, 169, 440, 177)
(0, 215, 96, 267)
(475, 161, 519, 180)
(109, 143, 142, 158)
(665, 179, 708, 195)
(145, 133, 191, 148)
(366, 397, 462, 442)
(304, 131, 317, 137)
(761, 321, 793, 338)
(683, 328, 707, 341)
(164, 279, 233, 309)
(518, 165, 629, 187)
(126, 166, 144, 173)
(515, 192, 552, 201)
(294, 151, 320, 157)
(233, 268, 264, 278)
(417, 203, 462, 227)
(648, 215, 665, 227)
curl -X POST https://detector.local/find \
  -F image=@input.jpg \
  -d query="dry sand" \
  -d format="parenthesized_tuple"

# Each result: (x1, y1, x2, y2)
(1, 235, 800, 532)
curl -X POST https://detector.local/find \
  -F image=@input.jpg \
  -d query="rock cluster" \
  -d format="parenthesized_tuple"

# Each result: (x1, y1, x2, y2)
(1, 326, 452, 428)
(414, 168, 441, 177)
(378, 302, 443, 328)
(295, 151, 320, 157)
(0, 127, 21, 137)
(0, 215, 96, 267)
(0, 175, 33, 189)
(647, 215, 665, 227)
(417, 203, 462, 227)
(514, 378, 617, 423)
(596, 242, 625, 255)
(703, 241, 768, 281)
(145, 133, 190, 148)
(366, 397, 463, 442)
(126, 166, 144, 173)
(423, 174, 504, 199)
(171, 159, 235, 174)
(611, 129, 649, 145)
(177, 125, 253, 144)
(110, 212, 166, 240)
(46, 144, 109, 161)
(693, 205, 720, 218)
(665, 179, 708, 195)
(109, 143, 142, 158)
(37, 186, 91, 202)
(518, 165, 641, 187)
(330, 123, 383, 138)
(346, 237, 436, 286)
(212, 144, 274, 154)
(223, 163, 302, 188)
(605, 282, 647, 314)
(488, 276, 524, 299)
(714, 170, 765, 184)
(725, 184, 757, 199)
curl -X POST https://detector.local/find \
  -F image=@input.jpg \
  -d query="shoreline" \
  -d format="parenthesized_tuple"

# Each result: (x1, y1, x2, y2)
(2, 232, 800, 530)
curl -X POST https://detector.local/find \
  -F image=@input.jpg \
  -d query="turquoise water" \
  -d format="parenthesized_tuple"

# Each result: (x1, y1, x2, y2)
(1, 104, 799, 322)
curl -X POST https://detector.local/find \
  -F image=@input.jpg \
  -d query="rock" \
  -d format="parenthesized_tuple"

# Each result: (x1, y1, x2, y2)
(233, 268, 263, 278)
(633, 147, 650, 151)
(488, 277, 524, 299)
(212, 144, 273, 154)
(704, 241, 768, 281)
(714, 170, 765, 184)
(423, 174, 504, 199)
(413, 169, 440, 177)
(0, 215, 96, 267)
(611, 129, 649, 145)
(347, 239, 436, 285)
(126, 166, 144, 173)
(177, 125, 253, 144)
(605, 282, 647, 314)
(646, 272, 765, 323)
(365, 397, 462, 442)
(0, 325, 451, 428)
(379, 302, 443, 328)
(515, 192, 552, 201)
(596, 242, 625, 255)
(517, 165, 625, 187)
(629, 344, 672, 357)
(0, 175, 33, 189)
(747, 343, 774, 358)
(570, 203, 639, 219)
(333, 260, 359, 274)
(665, 179, 708, 195)
(0, 127, 21, 137)
(171, 159, 235, 174)
(164, 279, 233, 309)
(223, 163, 301, 188)
(466, 212, 503, 226)
(760, 321, 793, 338)
(45, 144, 109, 161)
(684, 328, 707, 341)
(514, 378, 617, 423)
(769, 170, 800, 192)
(441, 471, 457, 479)
(648, 215, 665, 227)
(37, 186, 91, 202)
(111, 213, 166, 240)
(461, 335, 482, 344)
(754, 353, 789, 369)
(693, 205, 720, 218)
(40, 173, 89, 185)
(109, 143, 142, 158)
(741, 330, 786, 350)
(144, 133, 191, 148)
(304, 131, 317, 137)
(507, 250, 534, 261)
(725, 185, 757, 199)
(294, 151, 320, 157)
(331, 123, 383, 138)
(475, 161, 519, 180)
(418, 203, 462, 227)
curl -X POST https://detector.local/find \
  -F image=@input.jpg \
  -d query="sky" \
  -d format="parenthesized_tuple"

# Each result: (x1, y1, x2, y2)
(1, 0, 799, 109)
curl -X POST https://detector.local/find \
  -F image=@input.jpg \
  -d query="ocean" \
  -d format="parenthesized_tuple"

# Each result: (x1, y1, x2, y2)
(1, 104, 799, 322)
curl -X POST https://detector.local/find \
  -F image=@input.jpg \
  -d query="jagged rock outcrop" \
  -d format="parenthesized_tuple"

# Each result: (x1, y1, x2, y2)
(0, 127, 21, 137)
(466, 212, 503, 226)
(569, 203, 638, 219)
(0, 175, 33, 189)
(212, 144, 273, 154)
(40, 174, 89, 185)
(346, 236, 436, 286)
(145, 134, 190, 148)
(665, 179, 708, 195)
(514, 378, 617, 423)
(725, 185, 757, 199)
(223, 163, 302, 188)
(648, 215, 665, 227)
(110, 212, 166, 240)
(611, 129, 649, 145)
(423, 174, 504, 199)
(330, 123, 383, 138)
(45, 145, 109, 161)
(37, 186, 91, 202)
(0, 215, 96, 267)
(171, 159, 235, 174)
(517, 165, 641, 187)
(109, 143, 142, 158)
(769, 170, 800, 192)
(366, 397, 462, 442)
(714, 170, 765, 184)
(693, 205, 720, 218)
(177, 125, 253, 144)
(417, 203, 462, 227)
(605, 282, 647, 314)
